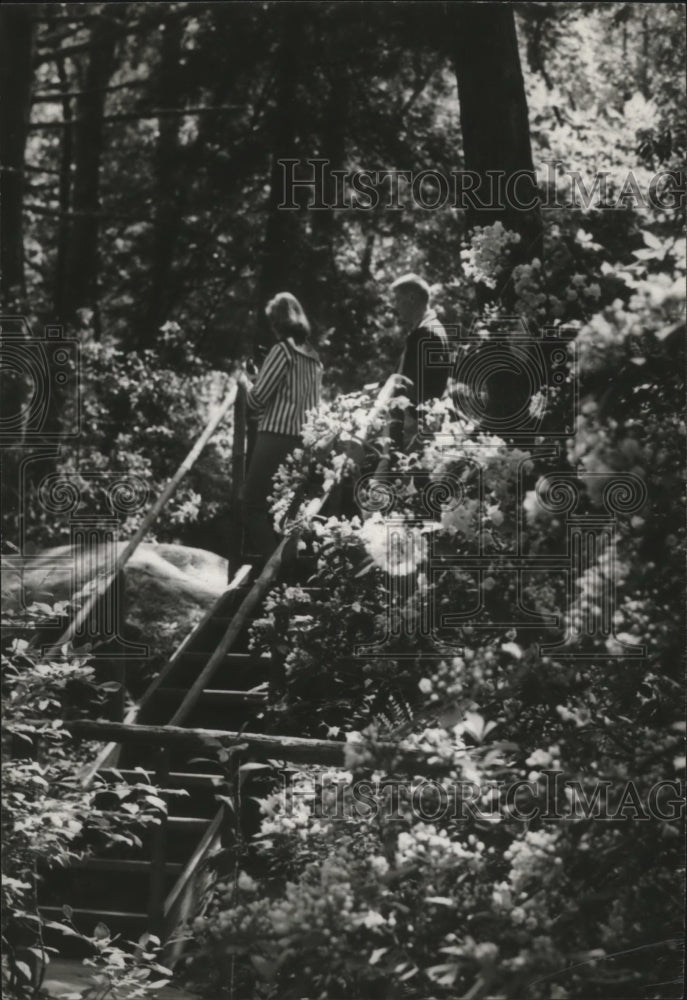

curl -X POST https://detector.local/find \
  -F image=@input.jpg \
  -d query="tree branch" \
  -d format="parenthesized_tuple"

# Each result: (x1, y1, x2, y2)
(29, 106, 243, 130)
(32, 78, 148, 102)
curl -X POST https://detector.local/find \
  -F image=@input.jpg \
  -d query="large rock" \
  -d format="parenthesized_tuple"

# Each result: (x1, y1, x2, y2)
(2, 542, 229, 669)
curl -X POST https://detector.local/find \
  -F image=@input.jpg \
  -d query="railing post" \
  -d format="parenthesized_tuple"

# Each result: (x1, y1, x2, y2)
(147, 747, 171, 936)
(111, 568, 127, 722)
(269, 607, 288, 700)
(228, 381, 247, 580)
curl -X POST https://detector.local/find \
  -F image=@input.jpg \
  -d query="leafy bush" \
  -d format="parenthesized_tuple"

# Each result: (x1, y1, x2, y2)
(187, 214, 685, 998)
(1, 605, 171, 998)
(14, 321, 235, 552)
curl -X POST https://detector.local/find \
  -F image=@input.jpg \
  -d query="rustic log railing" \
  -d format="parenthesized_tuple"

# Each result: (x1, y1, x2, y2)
(53, 369, 395, 664)
(162, 805, 225, 966)
(46, 371, 403, 959)
(64, 718, 456, 777)
(45, 373, 242, 659)
(227, 378, 248, 578)
(140, 374, 400, 936)
(166, 372, 400, 731)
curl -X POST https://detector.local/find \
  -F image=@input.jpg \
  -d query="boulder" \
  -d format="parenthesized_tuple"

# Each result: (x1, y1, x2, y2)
(2, 542, 229, 671)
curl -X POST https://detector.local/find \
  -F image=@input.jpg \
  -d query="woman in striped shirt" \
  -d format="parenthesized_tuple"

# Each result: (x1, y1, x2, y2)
(242, 293, 322, 561)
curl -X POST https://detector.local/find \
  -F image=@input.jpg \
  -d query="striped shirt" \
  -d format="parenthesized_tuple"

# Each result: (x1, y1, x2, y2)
(246, 338, 322, 435)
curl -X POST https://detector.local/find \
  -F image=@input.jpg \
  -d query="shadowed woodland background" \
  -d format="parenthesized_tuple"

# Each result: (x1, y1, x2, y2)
(1, 1, 684, 553)
(1, 4, 686, 1000)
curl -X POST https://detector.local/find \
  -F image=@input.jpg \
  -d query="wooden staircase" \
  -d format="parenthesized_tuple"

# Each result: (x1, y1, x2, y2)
(38, 561, 271, 963)
(36, 552, 441, 970)
(32, 372, 424, 969)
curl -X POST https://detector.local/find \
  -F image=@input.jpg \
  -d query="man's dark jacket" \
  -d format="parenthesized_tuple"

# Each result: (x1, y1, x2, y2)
(390, 308, 449, 450)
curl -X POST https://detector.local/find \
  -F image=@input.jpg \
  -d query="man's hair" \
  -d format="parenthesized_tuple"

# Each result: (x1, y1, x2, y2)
(390, 273, 431, 304)
(265, 292, 311, 343)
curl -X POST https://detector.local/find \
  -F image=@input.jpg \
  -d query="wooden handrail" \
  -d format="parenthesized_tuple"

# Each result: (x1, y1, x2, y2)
(162, 806, 225, 968)
(137, 564, 252, 716)
(228, 380, 248, 575)
(45, 377, 240, 658)
(58, 719, 458, 777)
(76, 564, 253, 787)
(165, 372, 403, 728)
(147, 746, 171, 933)
(58, 373, 410, 956)
(163, 806, 225, 921)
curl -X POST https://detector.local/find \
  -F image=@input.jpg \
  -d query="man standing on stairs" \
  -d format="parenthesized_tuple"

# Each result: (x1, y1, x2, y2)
(379, 273, 450, 469)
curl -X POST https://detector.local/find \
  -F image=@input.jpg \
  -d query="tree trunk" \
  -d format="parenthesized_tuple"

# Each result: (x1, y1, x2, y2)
(61, 10, 120, 327)
(305, 57, 348, 315)
(449, 3, 542, 298)
(448, 4, 543, 439)
(255, 7, 304, 351)
(53, 53, 73, 321)
(0, 6, 37, 308)
(313, 61, 347, 248)
(640, 9, 650, 99)
(521, 5, 554, 90)
(139, 15, 185, 345)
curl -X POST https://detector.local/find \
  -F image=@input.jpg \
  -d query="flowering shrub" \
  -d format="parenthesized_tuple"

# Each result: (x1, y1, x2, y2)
(1, 605, 170, 998)
(187, 200, 684, 998)
(268, 385, 388, 531)
(460, 222, 522, 290)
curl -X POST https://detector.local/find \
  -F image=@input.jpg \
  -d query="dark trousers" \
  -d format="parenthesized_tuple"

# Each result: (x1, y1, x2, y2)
(242, 431, 300, 560)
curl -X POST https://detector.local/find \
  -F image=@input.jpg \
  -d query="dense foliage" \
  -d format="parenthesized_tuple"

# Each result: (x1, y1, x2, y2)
(1, 2, 684, 999)
(1, 606, 172, 998)
(188, 155, 685, 1000)
(3, 2, 685, 550)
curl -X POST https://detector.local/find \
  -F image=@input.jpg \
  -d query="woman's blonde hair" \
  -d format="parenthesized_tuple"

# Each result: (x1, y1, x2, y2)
(265, 292, 311, 343)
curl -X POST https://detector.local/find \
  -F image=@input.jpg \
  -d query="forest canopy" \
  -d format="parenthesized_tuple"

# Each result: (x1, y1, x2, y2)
(1, 3, 685, 1000)
(2, 1, 684, 549)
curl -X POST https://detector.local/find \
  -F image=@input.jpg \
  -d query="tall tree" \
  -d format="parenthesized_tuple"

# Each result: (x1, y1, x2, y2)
(139, 14, 185, 344)
(53, 50, 74, 320)
(306, 48, 349, 310)
(447, 3, 543, 435)
(448, 3, 543, 296)
(0, 5, 37, 307)
(61, 7, 122, 326)
(255, 5, 306, 350)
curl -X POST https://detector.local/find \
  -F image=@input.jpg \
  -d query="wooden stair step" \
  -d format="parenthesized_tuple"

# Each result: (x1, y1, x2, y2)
(52, 810, 216, 832)
(167, 816, 212, 831)
(225, 652, 270, 665)
(155, 688, 267, 706)
(156, 649, 257, 662)
(39, 906, 149, 927)
(68, 858, 184, 875)
(133, 568, 254, 713)
(208, 606, 254, 625)
(163, 652, 269, 670)
(98, 769, 224, 789)
(188, 654, 270, 690)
